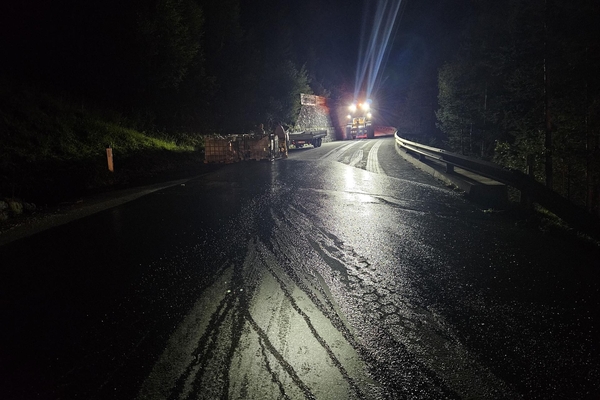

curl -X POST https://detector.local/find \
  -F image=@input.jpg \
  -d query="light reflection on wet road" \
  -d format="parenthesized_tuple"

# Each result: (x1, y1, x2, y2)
(1, 137, 599, 399)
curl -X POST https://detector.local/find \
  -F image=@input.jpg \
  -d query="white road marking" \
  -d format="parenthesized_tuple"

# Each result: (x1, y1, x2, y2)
(366, 140, 383, 175)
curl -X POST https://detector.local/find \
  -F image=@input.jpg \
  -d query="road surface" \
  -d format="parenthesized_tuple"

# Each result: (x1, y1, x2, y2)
(1, 137, 599, 399)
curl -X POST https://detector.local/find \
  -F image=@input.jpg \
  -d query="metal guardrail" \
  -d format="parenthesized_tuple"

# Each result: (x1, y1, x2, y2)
(395, 134, 519, 185)
(395, 133, 600, 238)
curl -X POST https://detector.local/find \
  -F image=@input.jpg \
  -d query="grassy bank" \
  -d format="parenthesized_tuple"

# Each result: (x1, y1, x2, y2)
(0, 82, 205, 205)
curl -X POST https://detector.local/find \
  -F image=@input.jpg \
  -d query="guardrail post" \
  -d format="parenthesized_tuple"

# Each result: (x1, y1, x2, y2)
(520, 155, 534, 208)
(526, 154, 535, 177)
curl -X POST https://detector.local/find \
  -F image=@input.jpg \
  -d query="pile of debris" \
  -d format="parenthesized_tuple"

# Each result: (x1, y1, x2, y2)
(204, 134, 278, 163)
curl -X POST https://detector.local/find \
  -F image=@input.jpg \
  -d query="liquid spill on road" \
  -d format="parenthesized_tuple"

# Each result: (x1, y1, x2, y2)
(137, 235, 374, 399)
(277, 197, 520, 399)
(4, 148, 598, 399)
(136, 173, 520, 399)
(130, 158, 599, 399)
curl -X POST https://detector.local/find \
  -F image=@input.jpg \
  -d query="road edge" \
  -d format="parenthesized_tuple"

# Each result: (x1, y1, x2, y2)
(0, 178, 194, 247)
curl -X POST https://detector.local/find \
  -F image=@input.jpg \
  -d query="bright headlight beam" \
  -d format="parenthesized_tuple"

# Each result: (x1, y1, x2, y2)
(354, 0, 403, 101)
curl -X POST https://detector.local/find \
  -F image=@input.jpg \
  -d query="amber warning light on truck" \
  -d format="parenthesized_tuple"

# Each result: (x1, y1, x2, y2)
(345, 99, 375, 139)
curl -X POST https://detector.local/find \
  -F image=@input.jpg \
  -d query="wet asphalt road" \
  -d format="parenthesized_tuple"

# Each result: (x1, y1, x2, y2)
(1, 136, 599, 399)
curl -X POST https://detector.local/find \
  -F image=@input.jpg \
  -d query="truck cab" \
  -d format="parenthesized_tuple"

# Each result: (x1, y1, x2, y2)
(345, 100, 375, 139)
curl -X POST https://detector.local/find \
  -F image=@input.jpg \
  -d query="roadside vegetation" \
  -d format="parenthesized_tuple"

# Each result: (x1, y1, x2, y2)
(436, 0, 600, 216)
(0, 80, 205, 205)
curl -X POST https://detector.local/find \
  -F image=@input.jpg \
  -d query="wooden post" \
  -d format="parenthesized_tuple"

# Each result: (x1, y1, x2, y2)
(106, 146, 114, 172)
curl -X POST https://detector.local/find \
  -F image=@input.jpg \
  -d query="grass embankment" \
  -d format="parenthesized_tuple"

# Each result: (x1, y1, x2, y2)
(0, 84, 205, 206)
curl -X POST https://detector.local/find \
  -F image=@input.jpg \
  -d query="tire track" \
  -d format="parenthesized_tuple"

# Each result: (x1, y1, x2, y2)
(137, 232, 372, 399)
(319, 140, 361, 161)
(279, 191, 521, 399)
(245, 310, 316, 399)
(321, 139, 383, 175)
(257, 334, 291, 400)
(255, 242, 366, 399)
(348, 149, 364, 167)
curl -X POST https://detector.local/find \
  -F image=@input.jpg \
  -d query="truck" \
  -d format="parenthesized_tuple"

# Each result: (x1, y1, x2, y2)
(287, 94, 331, 149)
(287, 129, 327, 149)
(345, 99, 375, 139)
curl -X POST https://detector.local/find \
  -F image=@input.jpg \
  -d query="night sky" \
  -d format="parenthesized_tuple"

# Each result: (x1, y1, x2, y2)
(235, 0, 469, 128)
(0, 0, 465, 94)
(236, 0, 468, 98)
(0, 0, 469, 130)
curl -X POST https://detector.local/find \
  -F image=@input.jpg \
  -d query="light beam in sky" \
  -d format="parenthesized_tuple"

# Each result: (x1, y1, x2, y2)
(354, 0, 403, 101)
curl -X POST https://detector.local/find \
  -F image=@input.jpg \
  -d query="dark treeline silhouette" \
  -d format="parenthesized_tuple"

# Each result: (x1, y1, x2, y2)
(436, 0, 600, 215)
(1, 0, 360, 134)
